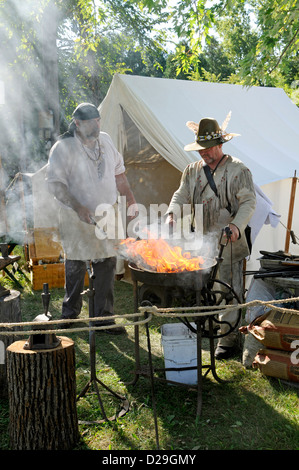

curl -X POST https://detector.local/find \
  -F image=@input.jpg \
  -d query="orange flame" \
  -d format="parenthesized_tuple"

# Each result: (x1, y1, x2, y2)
(120, 237, 205, 273)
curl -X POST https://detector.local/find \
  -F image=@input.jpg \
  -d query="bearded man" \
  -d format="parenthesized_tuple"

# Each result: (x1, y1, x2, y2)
(47, 103, 136, 333)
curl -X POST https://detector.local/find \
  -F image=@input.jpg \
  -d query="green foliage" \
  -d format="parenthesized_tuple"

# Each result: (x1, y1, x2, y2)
(1, 0, 299, 180)
(221, 0, 299, 87)
(162, 0, 299, 92)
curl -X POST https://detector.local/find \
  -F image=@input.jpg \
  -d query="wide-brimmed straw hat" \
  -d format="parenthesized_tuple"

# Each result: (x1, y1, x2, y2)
(184, 112, 239, 151)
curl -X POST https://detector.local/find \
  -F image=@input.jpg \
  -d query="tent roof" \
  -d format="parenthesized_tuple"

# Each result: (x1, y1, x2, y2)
(99, 74, 299, 186)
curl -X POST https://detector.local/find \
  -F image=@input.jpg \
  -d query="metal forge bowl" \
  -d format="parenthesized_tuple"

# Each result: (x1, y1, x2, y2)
(129, 257, 217, 291)
(128, 255, 241, 333)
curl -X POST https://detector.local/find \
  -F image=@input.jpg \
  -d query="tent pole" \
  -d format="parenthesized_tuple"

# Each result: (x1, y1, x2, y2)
(284, 171, 297, 253)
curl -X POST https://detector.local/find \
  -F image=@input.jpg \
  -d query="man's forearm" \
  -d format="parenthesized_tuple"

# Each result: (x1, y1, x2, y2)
(48, 181, 93, 224)
(115, 173, 136, 206)
(48, 181, 81, 211)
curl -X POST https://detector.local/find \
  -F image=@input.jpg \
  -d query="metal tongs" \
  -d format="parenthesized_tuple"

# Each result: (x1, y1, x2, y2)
(89, 215, 107, 238)
(208, 226, 232, 285)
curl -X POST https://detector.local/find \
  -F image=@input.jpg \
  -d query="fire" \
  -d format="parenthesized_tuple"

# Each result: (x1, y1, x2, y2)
(120, 237, 205, 273)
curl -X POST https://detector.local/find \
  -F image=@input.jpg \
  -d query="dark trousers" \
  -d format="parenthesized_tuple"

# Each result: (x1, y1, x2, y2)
(61, 257, 117, 321)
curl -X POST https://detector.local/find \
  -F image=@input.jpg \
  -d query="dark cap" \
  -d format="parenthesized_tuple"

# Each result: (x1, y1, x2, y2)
(72, 102, 100, 120)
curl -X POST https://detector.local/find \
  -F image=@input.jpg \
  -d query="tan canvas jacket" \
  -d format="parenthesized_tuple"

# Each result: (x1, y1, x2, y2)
(167, 155, 256, 264)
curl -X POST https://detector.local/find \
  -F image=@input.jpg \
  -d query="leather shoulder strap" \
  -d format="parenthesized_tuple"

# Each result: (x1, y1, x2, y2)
(203, 164, 218, 196)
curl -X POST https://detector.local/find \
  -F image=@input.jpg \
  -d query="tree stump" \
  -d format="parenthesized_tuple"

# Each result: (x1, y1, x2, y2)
(6, 337, 79, 450)
(0, 290, 21, 398)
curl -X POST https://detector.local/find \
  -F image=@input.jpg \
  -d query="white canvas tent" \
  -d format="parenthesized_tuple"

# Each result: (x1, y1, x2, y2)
(99, 74, 299, 275)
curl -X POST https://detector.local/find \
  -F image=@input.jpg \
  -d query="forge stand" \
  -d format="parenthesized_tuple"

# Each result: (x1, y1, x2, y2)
(126, 228, 243, 448)
(131, 280, 241, 450)
(129, 247, 242, 450)
(131, 278, 241, 392)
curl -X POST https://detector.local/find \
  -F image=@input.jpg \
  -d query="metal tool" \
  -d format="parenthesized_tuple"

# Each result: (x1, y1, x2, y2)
(23, 283, 61, 350)
(76, 260, 129, 424)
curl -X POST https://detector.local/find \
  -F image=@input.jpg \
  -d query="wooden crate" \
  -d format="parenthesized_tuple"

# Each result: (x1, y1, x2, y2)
(27, 227, 64, 290)
(28, 227, 63, 265)
(30, 263, 89, 291)
(28, 228, 89, 290)
(30, 263, 65, 291)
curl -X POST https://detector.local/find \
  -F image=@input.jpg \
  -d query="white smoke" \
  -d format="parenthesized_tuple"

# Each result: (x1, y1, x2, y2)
(0, 0, 63, 239)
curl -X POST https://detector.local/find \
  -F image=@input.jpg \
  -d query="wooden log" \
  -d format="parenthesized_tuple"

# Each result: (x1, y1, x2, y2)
(0, 290, 21, 398)
(6, 337, 79, 450)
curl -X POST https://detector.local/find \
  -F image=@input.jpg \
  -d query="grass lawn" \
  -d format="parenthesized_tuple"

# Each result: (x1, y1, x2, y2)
(0, 266, 298, 451)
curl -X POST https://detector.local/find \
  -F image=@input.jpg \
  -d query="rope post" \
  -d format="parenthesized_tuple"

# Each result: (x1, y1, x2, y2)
(285, 171, 297, 253)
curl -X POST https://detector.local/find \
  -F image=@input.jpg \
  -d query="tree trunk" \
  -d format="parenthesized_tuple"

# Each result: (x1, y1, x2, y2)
(0, 290, 21, 398)
(6, 337, 79, 450)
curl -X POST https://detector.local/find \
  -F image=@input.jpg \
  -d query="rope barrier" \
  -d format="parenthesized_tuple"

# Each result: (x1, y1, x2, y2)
(138, 295, 299, 316)
(0, 295, 298, 336)
(0, 312, 152, 336)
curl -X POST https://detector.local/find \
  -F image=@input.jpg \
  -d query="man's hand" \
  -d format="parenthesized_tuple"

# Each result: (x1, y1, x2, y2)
(127, 202, 139, 220)
(164, 213, 177, 236)
(226, 223, 240, 242)
(165, 213, 176, 227)
(76, 205, 95, 224)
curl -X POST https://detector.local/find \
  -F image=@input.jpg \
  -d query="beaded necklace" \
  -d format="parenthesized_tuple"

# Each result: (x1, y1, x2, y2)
(78, 137, 104, 179)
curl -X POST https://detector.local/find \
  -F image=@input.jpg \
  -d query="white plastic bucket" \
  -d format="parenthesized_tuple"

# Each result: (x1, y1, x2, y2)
(161, 322, 198, 385)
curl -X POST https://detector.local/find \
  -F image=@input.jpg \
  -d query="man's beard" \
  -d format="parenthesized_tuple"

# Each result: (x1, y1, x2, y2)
(84, 128, 99, 140)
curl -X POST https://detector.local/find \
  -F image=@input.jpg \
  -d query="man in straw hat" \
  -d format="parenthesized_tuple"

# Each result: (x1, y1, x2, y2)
(47, 103, 137, 334)
(166, 114, 256, 359)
